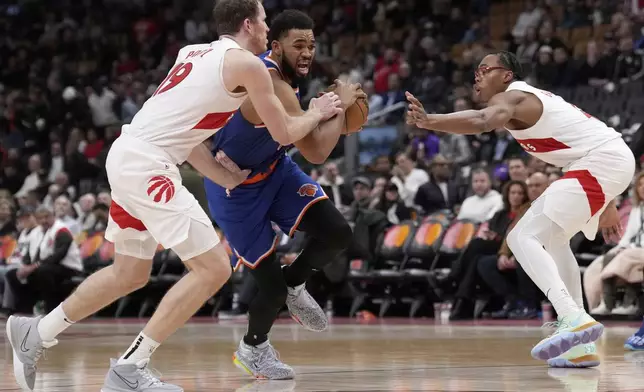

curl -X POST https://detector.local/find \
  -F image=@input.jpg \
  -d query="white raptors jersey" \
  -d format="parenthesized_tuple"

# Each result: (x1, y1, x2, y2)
(122, 37, 248, 164)
(504, 81, 621, 168)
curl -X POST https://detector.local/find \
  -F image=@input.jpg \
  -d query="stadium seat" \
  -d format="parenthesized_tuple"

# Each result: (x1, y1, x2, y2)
(0, 235, 17, 263)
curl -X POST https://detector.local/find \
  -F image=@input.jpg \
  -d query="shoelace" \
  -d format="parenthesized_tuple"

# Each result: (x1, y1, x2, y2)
(33, 340, 58, 369)
(138, 365, 165, 386)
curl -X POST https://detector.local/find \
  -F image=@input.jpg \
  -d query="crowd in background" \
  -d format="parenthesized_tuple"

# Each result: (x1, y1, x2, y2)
(1, 0, 643, 319)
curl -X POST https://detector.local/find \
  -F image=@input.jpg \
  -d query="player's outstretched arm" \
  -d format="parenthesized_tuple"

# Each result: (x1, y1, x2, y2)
(405, 91, 522, 134)
(186, 143, 250, 189)
(225, 50, 342, 145)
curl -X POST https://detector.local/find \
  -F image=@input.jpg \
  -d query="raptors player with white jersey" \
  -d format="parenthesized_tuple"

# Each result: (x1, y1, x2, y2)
(5, 1, 342, 391)
(406, 51, 635, 368)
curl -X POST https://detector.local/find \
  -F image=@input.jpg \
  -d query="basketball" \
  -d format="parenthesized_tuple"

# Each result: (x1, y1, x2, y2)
(344, 95, 369, 134)
(322, 84, 369, 134)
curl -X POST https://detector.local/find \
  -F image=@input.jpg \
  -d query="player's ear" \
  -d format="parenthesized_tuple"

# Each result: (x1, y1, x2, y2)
(243, 18, 253, 34)
(271, 40, 281, 56)
(504, 71, 514, 84)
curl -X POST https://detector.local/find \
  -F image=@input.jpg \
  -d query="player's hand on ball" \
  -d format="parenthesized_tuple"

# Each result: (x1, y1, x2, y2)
(310, 91, 343, 121)
(215, 150, 251, 189)
(405, 91, 428, 126)
(333, 79, 366, 110)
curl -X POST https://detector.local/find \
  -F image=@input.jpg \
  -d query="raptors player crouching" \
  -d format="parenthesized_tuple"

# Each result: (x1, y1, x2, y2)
(406, 51, 635, 368)
(5, 1, 342, 391)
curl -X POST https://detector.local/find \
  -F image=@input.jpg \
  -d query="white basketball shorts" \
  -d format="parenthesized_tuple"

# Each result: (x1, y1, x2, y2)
(104, 133, 219, 260)
(540, 138, 636, 240)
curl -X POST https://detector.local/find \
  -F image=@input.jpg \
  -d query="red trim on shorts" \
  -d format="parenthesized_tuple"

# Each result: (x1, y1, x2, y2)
(561, 169, 605, 216)
(516, 138, 570, 153)
(191, 111, 236, 130)
(109, 201, 148, 231)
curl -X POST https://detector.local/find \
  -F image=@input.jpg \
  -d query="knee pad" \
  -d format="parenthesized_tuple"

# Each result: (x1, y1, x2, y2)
(263, 283, 288, 310)
(326, 220, 353, 251)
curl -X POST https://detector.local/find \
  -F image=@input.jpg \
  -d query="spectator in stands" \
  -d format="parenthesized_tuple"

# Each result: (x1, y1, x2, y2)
(537, 19, 566, 52)
(449, 180, 530, 320)
(15, 154, 45, 198)
(437, 99, 474, 166)
(614, 36, 644, 82)
(477, 181, 539, 319)
(0, 199, 17, 237)
(0, 207, 42, 318)
(526, 171, 549, 201)
(512, 0, 544, 39)
(457, 169, 504, 223)
(351, 177, 373, 209)
(516, 25, 541, 64)
(534, 45, 558, 87)
(507, 156, 529, 182)
(414, 154, 462, 215)
(5, 205, 82, 314)
(54, 195, 81, 236)
(553, 47, 576, 87)
(319, 162, 353, 210)
(374, 183, 414, 225)
(585, 171, 644, 315)
(577, 40, 610, 87)
(480, 129, 524, 163)
(97, 190, 112, 207)
(391, 152, 429, 207)
(47, 142, 65, 183)
(75, 193, 96, 231)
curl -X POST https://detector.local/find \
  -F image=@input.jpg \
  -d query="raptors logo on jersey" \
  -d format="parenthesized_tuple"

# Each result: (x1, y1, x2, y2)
(147, 176, 176, 203)
(297, 184, 318, 197)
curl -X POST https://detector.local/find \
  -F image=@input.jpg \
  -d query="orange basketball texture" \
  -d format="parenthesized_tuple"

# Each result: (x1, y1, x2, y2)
(345, 96, 369, 134)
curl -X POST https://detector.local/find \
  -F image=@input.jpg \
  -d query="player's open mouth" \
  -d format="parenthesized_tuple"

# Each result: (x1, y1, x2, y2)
(297, 63, 310, 73)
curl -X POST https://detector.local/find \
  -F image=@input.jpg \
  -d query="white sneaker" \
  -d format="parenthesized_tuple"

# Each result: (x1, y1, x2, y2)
(612, 305, 638, 315)
(590, 302, 611, 316)
(531, 311, 604, 361)
(285, 284, 328, 332)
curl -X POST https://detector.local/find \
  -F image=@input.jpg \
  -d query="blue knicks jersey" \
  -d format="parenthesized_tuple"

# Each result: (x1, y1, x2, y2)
(211, 51, 300, 177)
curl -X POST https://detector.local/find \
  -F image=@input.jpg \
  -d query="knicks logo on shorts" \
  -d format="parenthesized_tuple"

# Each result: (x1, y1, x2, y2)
(147, 175, 176, 203)
(297, 183, 318, 197)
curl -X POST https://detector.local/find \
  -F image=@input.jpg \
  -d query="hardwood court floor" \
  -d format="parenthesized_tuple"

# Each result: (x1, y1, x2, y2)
(1, 317, 644, 391)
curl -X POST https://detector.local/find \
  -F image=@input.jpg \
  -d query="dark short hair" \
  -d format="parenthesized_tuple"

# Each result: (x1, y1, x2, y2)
(212, 0, 260, 36)
(268, 9, 314, 43)
(496, 51, 523, 81)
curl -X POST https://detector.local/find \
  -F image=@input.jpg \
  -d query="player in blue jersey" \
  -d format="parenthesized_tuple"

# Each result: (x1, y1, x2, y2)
(204, 10, 364, 379)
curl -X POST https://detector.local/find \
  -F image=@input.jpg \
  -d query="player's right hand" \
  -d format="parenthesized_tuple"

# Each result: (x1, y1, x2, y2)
(309, 91, 342, 121)
(215, 150, 251, 189)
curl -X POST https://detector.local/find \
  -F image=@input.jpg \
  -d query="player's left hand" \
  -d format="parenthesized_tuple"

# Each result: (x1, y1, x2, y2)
(331, 79, 366, 110)
(599, 202, 622, 244)
(406, 91, 428, 127)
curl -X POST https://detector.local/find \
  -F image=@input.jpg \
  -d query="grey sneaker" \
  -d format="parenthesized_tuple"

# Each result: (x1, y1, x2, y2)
(101, 358, 183, 392)
(233, 340, 295, 380)
(286, 284, 328, 332)
(6, 315, 58, 390)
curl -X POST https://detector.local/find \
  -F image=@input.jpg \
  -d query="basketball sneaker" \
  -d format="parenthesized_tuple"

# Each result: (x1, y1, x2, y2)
(286, 283, 327, 332)
(233, 340, 295, 380)
(624, 321, 644, 351)
(531, 311, 604, 361)
(101, 358, 183, 392)
(547, 343, 600, 368)
(6, 315, 58, 390)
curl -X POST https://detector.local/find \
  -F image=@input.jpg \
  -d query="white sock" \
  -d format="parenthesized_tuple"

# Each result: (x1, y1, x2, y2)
(118, 332, 160, 365)
(506, 199, 582, 319)
(38, 304, 75, 342)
